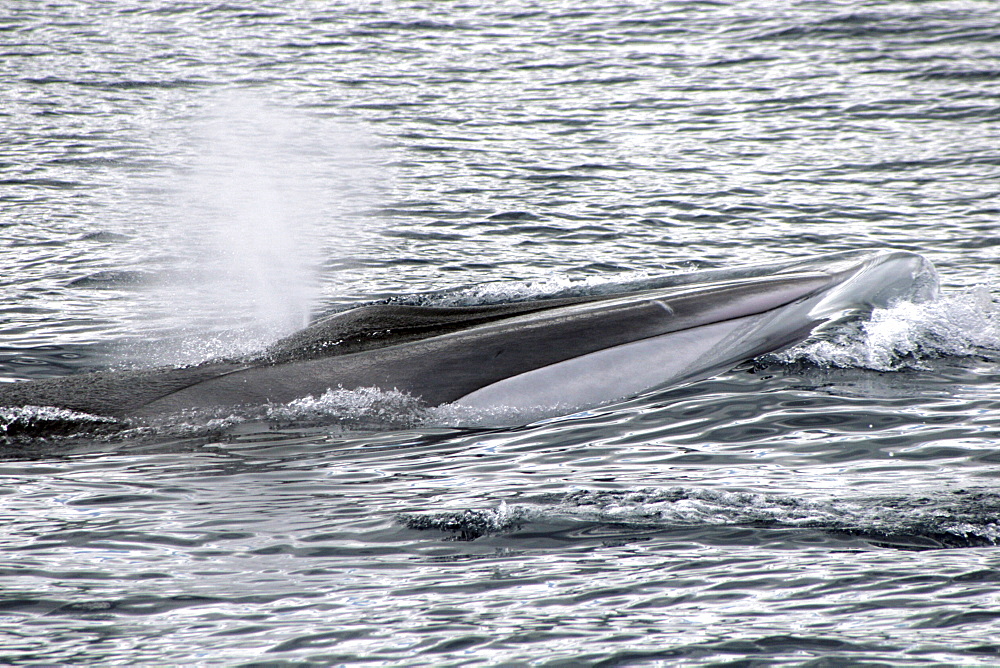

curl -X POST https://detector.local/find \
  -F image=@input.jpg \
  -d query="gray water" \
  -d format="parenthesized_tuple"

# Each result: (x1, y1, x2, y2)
(3, 1, 1000, 665)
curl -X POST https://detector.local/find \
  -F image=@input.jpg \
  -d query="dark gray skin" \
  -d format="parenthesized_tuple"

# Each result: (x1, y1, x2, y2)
(0, 297, 600, 418)
(0, 250, 932, 421)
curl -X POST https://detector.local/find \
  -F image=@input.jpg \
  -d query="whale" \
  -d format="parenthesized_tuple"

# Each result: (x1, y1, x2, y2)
(0, 249, 938, 422)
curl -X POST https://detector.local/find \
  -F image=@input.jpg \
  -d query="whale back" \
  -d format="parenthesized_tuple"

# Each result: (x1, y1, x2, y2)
(0, 361, 244, 419)
(0, 297, 601, 419)
(258, 297, 598, 364)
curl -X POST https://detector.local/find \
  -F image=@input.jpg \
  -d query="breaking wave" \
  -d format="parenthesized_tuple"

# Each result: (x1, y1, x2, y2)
(775, 286, 1000, 371)
(0, 405, 122, 442)
(399, 487, 1000, 548)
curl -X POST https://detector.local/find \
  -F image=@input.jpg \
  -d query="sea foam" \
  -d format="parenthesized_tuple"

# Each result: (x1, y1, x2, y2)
(776, 286, 1000, 371)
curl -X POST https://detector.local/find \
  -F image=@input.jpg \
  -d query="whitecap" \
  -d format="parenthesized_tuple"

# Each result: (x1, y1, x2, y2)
(775, 286, 1000, 371)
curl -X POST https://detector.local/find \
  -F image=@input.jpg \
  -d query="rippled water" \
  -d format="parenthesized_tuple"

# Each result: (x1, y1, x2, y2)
(3, 1, 1000, 664)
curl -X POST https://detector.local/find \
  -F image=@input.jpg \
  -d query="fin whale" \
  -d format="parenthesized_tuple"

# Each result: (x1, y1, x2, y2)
(0, 250, 938, 421)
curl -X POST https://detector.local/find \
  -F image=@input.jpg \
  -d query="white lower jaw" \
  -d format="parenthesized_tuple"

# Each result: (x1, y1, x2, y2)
(454, 251, 937, 416)
(453, 310, 774, 414)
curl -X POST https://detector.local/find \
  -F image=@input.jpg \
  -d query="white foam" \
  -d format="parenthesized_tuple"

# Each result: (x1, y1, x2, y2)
(776, 286, 1000, 371)
(264, 386, 429, 429)
(0, 405, 120, 439)
(0, 405, 117, 426)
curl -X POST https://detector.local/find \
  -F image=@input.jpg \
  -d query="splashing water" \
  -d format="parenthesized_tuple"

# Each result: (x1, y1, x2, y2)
(400, 488, 1000, 546)
(265, 386, 429, 430)
(777, 286, 1000, 371)
(121, 386, 433, 440)
(0, 405, 120, 441)
(389, 271, 665, 308)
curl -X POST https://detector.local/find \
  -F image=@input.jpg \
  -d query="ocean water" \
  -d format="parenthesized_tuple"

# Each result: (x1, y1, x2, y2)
(2, 1, 1000, 665)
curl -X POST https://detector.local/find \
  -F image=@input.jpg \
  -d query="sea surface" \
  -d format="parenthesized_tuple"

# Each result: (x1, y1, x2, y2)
(2, 1, 1000, 665)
